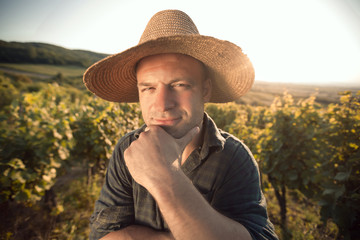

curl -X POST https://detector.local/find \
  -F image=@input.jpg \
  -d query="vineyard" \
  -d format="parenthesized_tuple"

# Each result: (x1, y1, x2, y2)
(0, 71, 359, 240)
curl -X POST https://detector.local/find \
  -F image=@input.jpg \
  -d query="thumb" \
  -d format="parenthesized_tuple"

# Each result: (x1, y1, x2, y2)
(176, 126, 200, 150)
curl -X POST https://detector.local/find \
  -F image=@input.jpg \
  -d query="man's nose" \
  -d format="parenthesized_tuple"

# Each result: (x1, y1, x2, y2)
(154, 86, 175, 112)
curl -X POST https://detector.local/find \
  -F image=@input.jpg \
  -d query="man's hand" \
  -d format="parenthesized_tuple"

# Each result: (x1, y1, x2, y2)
(124, 125, 199, 189)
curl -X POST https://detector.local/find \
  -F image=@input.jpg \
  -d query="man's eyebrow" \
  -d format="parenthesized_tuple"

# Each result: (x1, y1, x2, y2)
(169, 78, 195, 84)
(137, 78, 195, 87)
(137, 81, 155, 87)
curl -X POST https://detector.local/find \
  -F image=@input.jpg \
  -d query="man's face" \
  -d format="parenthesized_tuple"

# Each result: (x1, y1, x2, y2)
(136, 53, 211, 138)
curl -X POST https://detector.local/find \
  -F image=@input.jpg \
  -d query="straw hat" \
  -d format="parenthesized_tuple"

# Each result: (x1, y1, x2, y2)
(83, 9, 254, 103)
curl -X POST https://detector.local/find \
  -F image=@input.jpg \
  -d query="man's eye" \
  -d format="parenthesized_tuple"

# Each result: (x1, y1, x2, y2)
(141, 87, 155, 92)
(173, 83, 190, 89)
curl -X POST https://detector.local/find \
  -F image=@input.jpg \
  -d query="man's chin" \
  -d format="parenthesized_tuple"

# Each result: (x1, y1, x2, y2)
(159, 126, 180, 138)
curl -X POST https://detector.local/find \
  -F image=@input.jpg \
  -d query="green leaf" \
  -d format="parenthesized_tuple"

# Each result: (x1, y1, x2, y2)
(34, 185, 43, 193)
(334, 185, 345, 200)
(14, 189, 31, 201)
(8, 158, 25, 169)
(10, 171, 26, 183)
(288, 170, 298, 181)
(323, 188, 336, 195)
(334, 172, 350, 182)
(53, 129, 63, 139)
(58, 147, 69, 160)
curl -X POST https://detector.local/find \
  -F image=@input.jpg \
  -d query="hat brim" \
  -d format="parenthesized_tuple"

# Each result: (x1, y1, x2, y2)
(83, 35, 255, 103)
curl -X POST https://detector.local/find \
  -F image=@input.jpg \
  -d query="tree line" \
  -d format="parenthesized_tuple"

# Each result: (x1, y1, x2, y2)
(0, 40, 108, 67)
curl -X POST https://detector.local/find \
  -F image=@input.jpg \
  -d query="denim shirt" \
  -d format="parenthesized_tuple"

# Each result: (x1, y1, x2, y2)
(89, 113, 278, 240)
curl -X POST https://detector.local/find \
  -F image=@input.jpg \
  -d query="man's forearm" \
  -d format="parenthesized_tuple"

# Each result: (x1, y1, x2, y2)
(148, 169, 252, 240)
(124, 126, 252, 240)
(100, 225, 174, 240)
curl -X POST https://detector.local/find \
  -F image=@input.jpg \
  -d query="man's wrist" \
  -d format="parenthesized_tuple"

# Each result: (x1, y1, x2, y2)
(144, 163, 184, 195)
(148, 168, 191, 206)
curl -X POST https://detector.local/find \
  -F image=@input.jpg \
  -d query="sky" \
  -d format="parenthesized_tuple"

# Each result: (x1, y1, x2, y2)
(1, 0, 360, 87)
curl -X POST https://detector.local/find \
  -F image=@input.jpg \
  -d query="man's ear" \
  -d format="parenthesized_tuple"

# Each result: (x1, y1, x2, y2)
(202, 77, 212, 102)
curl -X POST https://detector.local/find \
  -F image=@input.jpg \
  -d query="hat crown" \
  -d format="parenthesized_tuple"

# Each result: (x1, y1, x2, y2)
(139, 10, 199, 44)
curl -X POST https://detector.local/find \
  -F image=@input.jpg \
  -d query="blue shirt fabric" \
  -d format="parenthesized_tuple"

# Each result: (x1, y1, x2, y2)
(89, 113, 278, 240)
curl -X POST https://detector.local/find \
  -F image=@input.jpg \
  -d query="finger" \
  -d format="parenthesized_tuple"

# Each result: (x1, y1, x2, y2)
(176, 126, 200, 149)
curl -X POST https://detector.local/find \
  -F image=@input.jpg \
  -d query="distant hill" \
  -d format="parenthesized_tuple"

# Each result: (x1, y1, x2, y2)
(0, 40, 108, 67)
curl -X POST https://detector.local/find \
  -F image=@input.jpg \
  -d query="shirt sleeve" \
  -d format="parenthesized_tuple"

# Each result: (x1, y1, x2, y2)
(89, 138, 135, 240)
(211, 138, 278, 240)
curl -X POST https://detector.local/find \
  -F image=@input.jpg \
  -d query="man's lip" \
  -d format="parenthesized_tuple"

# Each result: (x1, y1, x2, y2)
(152, 117, 181, 125)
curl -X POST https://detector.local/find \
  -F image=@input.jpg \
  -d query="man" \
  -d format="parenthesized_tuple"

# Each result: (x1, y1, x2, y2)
(84, 10, 278, 240)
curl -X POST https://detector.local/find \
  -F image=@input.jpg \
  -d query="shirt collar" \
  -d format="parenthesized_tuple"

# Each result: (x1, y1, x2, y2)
(199, 112, 225, 159)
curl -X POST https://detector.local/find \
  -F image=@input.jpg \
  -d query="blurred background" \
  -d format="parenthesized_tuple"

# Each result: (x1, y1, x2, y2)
(0, 0, 359, 239)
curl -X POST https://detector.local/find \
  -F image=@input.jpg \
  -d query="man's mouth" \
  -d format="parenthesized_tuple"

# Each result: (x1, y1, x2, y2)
(152, 117, 181, 126)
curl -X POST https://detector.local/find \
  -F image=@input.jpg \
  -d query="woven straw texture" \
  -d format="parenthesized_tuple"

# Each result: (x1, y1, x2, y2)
(83, 10, 255, 103)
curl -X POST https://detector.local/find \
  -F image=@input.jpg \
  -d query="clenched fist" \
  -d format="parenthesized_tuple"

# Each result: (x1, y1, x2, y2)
(124, 125, 200, 191)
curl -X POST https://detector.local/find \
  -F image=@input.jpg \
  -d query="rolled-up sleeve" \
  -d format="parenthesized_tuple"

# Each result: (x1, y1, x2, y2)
(211, 138, 278, 240)
(89, 138, 135, 240)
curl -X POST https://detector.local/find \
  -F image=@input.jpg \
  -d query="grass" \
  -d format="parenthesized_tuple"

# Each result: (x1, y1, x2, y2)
(0, 63, 86, 77)
(264, 188, 339, 240)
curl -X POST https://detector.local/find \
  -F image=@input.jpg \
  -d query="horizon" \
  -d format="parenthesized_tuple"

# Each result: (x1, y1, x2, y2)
(1, 0, 360, 87)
